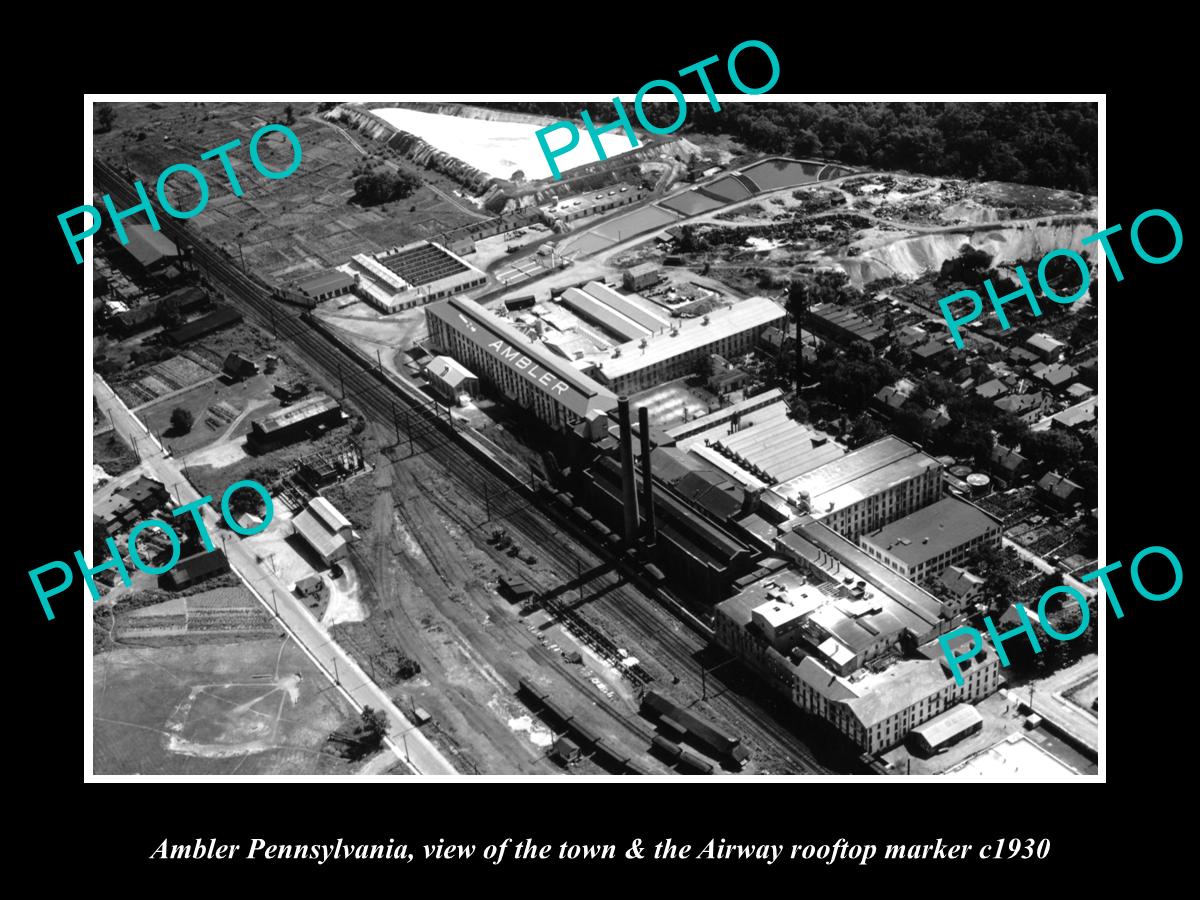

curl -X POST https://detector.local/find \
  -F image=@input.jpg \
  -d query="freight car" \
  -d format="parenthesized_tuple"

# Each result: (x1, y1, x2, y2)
(641, 689, 747, 767)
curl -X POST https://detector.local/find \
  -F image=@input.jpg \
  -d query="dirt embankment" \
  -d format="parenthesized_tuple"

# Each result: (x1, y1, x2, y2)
(840, 219, 1100, 286)
(331, 105, 500, 196)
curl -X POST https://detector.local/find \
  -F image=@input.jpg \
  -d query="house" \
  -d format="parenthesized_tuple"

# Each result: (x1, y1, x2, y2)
(939, 565, 986, 610)
(912, 340, 952, 370)
(1051, 397, 1098, 433)
(1025, 332, 1066, 362)
(874, 384, 909, 415)
(1038, 472, 1084, 511)
(1006, 346, 1041, 368)
(994, 392, 1049, 424)
(295, 574, 325, 597)
(222, 352, 258, 381)
(116, 475, 170, 514)
(1030, 361, 1079, 392)
(117, 224, 179, 273)
(424, 356, 479, 407)
(975, 378, 1010, 400)
(623, 263, 660, 292)
(990, 445, 1032, 484)
(291, 496, 354, 566)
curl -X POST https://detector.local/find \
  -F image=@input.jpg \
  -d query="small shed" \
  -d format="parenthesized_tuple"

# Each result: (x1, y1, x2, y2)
(223, 352, 259, 381)
(295, 574, 324, 597)
(911, 703, 983, 755)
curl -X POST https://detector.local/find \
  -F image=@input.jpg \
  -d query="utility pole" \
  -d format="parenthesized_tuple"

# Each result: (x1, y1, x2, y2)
(377, 348, 384, 373)
(333, 658, 340, 685)
(483, 482, 491, 522)
(338, 362, 346, 400)
(404, 409, 414, 455)
(269, 307, 277, 338)
(390, 399, 401, 446)
(270, 589, 279, 617)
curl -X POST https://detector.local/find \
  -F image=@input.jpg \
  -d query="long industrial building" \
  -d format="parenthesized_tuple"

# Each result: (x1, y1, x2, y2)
(340, 240, 486, 313)
(424, 295, 617, 435)
(584, 297, 785, 395)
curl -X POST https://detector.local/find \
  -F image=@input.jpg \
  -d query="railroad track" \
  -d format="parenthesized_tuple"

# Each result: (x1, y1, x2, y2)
(95, 160, 832, 773)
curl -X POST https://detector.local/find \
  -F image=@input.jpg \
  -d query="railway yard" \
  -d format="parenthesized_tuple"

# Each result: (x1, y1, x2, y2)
(91, 102, 1098, 777)
(93, 157, 843, 776)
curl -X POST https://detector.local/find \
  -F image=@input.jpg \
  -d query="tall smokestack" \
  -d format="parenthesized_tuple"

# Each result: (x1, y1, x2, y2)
(617, 396, 639, 543)
(638, 405, 656, 546)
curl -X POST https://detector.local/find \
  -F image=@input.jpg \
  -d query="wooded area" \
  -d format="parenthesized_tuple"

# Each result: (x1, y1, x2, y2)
(494, 102, 1097, 194)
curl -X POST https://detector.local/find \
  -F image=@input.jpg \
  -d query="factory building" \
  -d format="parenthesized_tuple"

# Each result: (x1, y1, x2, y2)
(586, 297, 785, 395)
(248, 393, 344, 451)
(291, 496, 354, 566)
(806, 302, 888, 348)
(163, 306, 243, 346)
(767, 436, 943, 541)
(714, 522, 1001, 756)
(859, 496, 1002, 585)
(541, 183, 646, 225)
(342, 240, 486, 313)
(292, 269, 357, 306)
(424, 295, 618, 436)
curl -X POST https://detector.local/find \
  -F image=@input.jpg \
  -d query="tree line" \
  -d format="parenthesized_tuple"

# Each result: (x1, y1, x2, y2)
(489, 101, 1097, 194)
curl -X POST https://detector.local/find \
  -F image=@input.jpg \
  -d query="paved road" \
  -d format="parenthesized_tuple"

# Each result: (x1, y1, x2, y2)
(92, 376, 459, 776)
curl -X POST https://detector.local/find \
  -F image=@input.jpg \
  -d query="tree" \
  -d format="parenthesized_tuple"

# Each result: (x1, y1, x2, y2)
(96, 104, 116, 133)
(359, 706, 388, 744)
(352, 170, 422, 206)
(939, 245, 993, 285)
(1024, 429, 1083, 473)
(284, 104, 295, 125)
(850, 412, 885, 447)
(169, 407, 193, 434)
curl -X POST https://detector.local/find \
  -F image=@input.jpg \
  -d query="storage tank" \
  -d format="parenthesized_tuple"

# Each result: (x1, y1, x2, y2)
(966, 473, 991, 494)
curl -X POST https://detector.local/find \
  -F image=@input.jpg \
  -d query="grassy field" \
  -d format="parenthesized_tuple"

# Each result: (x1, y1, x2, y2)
(94, 430, 139, 478)
(94, 630, 370, 775)
(95, 102, 480, 285)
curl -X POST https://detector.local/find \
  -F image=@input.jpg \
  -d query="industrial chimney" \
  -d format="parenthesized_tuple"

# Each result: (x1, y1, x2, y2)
(638, 405, 656, 546)
(617, 396, 639, 543)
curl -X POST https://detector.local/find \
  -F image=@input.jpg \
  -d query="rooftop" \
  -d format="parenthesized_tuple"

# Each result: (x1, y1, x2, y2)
(296, 269, 355, 298)
(910, 702, 983, 745)
(770, 436, 940, 515)
(425, 296, 618, 419)
(120, 224, 177, 268)
(254, 393, 341, 435)
(859, 497, 1001, 568)
(783, 518, 947, 634)
(307, 496, 352, 534)
(586, 297, 784, 381)
(807, 302, 886, 344)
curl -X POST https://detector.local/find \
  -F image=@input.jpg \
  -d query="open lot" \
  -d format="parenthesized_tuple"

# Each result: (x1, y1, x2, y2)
(95, 103, 480, 284)
(94, 627, 376, 775)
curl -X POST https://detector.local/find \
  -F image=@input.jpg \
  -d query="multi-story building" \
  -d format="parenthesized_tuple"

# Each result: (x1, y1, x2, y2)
(424, 295, 617, 435)
(714, 521, 1002, 756)
(767, 436, 943, 541)
(584, 297, 785, 395)
(859, 496, 1002, 585)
